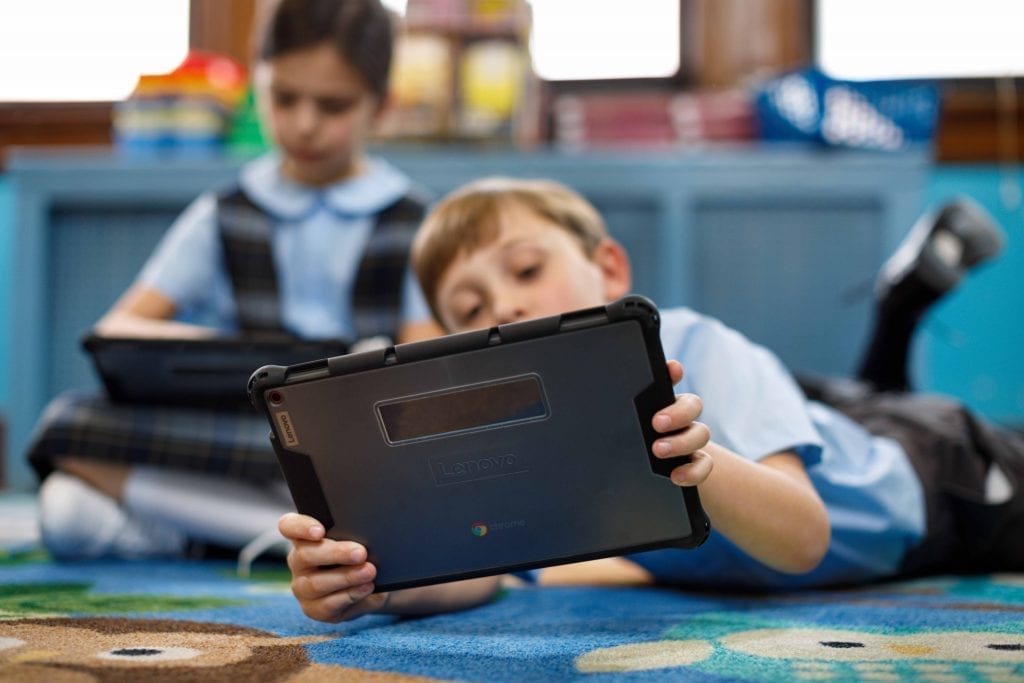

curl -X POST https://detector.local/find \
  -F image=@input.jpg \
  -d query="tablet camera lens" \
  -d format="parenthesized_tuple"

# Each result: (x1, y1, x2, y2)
(269, 390, 283, 406)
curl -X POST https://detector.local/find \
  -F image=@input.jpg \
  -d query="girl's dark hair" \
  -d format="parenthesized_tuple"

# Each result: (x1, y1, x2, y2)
(259, 0, 395, 99)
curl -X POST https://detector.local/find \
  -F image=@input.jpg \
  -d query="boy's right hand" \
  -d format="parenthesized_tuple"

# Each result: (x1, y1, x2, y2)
(278, 512, 389, 623)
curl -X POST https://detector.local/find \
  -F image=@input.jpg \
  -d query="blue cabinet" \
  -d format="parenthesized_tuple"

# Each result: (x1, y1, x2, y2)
(5, 145, 928, 489)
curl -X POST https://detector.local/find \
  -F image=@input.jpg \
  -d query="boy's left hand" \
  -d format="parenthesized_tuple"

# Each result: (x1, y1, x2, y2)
(651, 360, 712, 487)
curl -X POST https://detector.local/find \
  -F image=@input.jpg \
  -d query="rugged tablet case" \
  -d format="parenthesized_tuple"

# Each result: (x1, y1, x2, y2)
(250, 295, 710, 591)
(83, 334, 349, 407)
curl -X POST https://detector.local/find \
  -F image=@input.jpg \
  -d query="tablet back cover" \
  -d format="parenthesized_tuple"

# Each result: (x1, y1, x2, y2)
(251, 296, 708, 590)
(83, 336, 349, 407)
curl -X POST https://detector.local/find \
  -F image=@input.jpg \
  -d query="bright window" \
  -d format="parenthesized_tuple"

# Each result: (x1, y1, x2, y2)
(528, 0, 679, 81)
(381, 0, 408, 13)
(0, 0, 190, 102)
(386, 0, 680, 82)
(817, 0, 1024, 80)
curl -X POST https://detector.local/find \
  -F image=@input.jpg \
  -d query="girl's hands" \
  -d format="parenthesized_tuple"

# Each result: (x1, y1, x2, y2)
(278, 513, 390, 623)
(652, 360, 713, 487)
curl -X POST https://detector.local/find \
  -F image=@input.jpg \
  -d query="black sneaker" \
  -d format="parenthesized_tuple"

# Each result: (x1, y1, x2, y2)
(876, 196, 1004, 299)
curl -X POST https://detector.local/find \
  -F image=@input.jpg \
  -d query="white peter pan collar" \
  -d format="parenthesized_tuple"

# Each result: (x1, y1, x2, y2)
(238, 152, 411, 221)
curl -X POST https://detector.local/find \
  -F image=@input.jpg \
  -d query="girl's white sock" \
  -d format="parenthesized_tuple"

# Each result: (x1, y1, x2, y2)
(39, 472, 186, 559)
(122, 466, 293, 549)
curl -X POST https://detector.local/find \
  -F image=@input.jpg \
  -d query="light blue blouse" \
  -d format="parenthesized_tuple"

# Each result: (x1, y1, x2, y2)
(137, 153, 432, 340)
(626, 307, 926, 589)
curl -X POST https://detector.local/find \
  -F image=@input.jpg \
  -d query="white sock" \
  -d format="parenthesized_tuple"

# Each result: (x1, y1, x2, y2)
(39, 472, 187, 560)
(123, 467, 294, 549)
(984, 463, 1014, 504)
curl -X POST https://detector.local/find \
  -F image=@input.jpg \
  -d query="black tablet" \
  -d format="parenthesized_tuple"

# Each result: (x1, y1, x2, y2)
(83, 334, 350, 408)
(249, 295, 709, 591)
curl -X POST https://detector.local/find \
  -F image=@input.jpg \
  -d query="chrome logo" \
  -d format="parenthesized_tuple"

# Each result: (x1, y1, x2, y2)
(470, 522, 488, 537)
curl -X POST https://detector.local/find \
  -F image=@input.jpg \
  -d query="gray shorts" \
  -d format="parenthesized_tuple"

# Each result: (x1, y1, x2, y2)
(821, 389, 1024, 576)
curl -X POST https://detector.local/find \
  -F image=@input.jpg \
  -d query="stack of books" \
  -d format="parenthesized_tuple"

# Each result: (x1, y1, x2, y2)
(552, 88, 756, 149)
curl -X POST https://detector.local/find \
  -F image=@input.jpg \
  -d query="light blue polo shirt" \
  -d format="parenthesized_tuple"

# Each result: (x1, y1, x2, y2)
(137, 153, 432, 340)
(626, 307, 926, 589)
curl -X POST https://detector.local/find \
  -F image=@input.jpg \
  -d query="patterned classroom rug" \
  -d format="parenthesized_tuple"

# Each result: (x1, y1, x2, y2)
(1, 544, 1023, 682)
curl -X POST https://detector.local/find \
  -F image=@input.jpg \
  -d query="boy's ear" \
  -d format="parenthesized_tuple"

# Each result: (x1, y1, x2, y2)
(593, 237, 632, 301)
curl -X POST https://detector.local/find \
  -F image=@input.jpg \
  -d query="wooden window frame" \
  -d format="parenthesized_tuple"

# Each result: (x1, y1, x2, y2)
(936, 79, 1024, 163)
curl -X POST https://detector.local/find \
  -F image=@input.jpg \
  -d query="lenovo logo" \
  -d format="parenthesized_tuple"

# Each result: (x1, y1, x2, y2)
(274, 411, 300, 447)
(429, 453, 528, 486)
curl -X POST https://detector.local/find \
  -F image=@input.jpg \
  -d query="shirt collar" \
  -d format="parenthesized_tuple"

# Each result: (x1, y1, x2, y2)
(238, 152, 411, 221)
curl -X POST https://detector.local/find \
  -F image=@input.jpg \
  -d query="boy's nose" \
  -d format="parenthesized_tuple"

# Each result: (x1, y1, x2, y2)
(493, 299, 528, 326)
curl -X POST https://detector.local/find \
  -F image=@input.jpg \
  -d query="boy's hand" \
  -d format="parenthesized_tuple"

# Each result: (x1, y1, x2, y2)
(278, 512, 389, 623)
(652, 360, 713, 487)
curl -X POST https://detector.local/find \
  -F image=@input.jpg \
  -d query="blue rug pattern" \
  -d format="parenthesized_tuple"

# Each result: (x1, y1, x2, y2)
(1, 551, 1022, 681)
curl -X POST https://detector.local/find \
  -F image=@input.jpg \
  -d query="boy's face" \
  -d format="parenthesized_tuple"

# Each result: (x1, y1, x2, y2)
(256, 42, 380, 186)
(434, 202, 630, 332)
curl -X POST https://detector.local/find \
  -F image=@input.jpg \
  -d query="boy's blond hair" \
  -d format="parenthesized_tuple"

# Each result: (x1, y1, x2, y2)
(412, 177, 608, 322)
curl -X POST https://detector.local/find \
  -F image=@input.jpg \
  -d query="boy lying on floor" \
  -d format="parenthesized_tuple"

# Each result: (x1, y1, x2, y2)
(280, 177, 1023, 623)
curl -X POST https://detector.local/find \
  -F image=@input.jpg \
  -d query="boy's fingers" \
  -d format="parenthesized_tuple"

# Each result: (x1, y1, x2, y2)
(652, 421, 710, 459)
(652, 394, 703, 433)
(669, 450, 713, 487)
(666, 359, 684, 384)
(291, 562, 378, 601)
(309, 587, 388, 623)
(287, 539, 367, 574)
(279, 512, 325, 541)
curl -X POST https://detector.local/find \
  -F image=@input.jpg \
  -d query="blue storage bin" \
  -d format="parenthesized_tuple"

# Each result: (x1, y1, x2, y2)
(755, 68, 940, 151)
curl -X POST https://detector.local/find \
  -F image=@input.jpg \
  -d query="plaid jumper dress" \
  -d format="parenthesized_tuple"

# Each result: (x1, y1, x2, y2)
(28, 184, 428, 484)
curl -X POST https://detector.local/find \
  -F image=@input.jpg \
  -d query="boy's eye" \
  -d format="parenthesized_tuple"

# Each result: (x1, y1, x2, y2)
(515, 264, 540, 280)
(459, 304, 482, 324)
